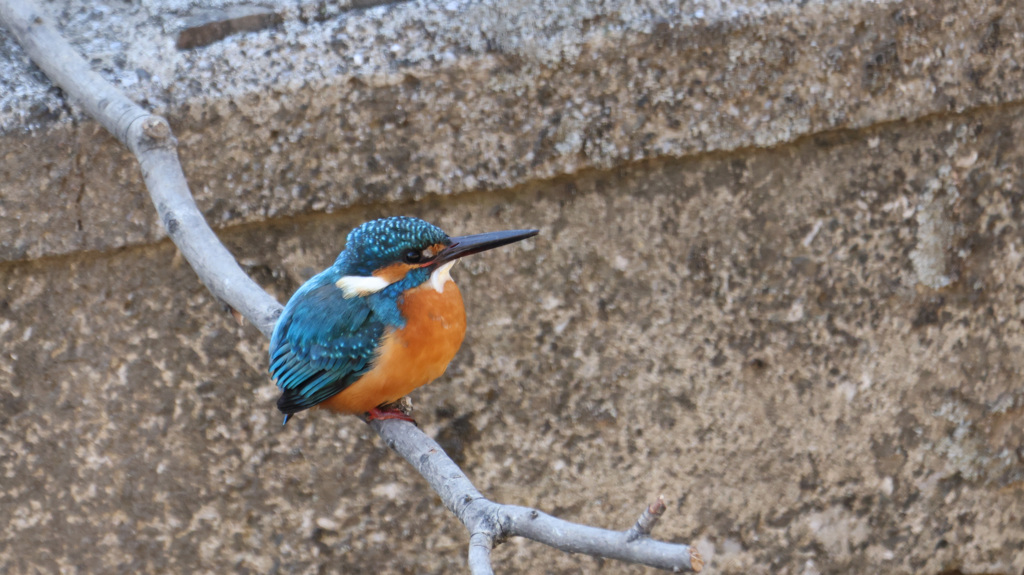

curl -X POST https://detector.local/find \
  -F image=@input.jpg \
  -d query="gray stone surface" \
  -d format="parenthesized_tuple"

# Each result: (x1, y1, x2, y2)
(2, 0, 1023, 262)
(2, 0, 1024, 573)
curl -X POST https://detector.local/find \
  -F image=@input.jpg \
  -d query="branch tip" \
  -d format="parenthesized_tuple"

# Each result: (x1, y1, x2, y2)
(142, 116, 170, 141)
(627, 495, 667, 540)
(651, 494, 667, 515)
(690, 548, 704, 572)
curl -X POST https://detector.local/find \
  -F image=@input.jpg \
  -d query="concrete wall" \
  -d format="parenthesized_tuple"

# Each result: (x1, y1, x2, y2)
(1, 0, 1022, 573)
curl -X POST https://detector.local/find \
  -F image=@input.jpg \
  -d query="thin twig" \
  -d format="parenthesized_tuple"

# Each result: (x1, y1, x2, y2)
(504, 504, 694, 570)
(627, 494, 667, 541)
(0, 3, 702, 572)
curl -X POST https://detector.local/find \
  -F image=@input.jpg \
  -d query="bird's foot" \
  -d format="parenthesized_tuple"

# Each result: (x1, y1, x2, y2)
(364, 397, 416, 424)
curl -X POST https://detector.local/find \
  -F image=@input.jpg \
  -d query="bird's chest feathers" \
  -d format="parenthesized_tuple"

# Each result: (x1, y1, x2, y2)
(391, 276, 467, 364)
(319, 274, 467, 414)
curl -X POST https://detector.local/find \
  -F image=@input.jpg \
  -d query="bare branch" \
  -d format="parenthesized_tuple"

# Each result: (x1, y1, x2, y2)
(503, 504, 699, 571)
(627, 494, 667, 541)
(0, 0, 281, 338)
(371, 420, 703, 572)
(0, 2, 701, 572)
(468, 532, 496, 575)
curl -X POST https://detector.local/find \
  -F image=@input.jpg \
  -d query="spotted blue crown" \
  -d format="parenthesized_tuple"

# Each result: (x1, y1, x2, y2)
(337, 216, 450, 275)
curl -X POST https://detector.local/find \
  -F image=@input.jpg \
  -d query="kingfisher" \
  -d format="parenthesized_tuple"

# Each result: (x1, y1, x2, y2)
(269, 216, 538, 423)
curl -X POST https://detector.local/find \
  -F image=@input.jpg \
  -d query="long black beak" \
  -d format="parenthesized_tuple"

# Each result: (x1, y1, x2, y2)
(435, 229, 539, 264)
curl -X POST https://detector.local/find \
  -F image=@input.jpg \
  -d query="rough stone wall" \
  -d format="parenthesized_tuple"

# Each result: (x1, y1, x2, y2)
(2, 0, 1023, 574)
(4, 0, 1023, 263)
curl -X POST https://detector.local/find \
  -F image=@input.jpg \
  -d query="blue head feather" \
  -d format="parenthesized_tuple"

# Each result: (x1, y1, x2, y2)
(332, 217, 452, 327)
(336, 216, 450, 276)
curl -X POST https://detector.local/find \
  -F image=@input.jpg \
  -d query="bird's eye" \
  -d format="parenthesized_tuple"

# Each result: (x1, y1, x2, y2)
(404, 250, 423, 264)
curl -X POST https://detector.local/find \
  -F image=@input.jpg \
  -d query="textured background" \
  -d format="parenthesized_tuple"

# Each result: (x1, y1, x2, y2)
(2, 0, 1023, 573)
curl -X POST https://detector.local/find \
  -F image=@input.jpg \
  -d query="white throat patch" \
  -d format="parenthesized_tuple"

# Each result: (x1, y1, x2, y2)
(335, 261, 457, 298)
(430, 261, 457, 293)
(335, 275, 390, 298)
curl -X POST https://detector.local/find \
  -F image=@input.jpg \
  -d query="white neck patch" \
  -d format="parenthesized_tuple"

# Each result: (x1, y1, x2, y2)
(336, 261, 457, 298)
(430, 261, 457, 293)
(335, 275, 390, 298)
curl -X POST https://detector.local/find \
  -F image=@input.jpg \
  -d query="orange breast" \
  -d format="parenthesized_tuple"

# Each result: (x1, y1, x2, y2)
(321, 278, 467, 414)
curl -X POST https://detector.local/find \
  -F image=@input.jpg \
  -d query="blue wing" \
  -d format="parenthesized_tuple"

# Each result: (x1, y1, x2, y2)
(269, 271, 386, 415)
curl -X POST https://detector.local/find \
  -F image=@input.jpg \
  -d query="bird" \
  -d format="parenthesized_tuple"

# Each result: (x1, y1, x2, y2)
(268, 216, 538, 424)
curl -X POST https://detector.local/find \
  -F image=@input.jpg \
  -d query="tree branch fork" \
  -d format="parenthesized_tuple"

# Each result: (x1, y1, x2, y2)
(0, 1, 702, 572)
(372, 419, 702, 573)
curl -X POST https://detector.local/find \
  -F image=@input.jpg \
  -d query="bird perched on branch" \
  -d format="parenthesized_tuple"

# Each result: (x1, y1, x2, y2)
(269, 216, 538, 424)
